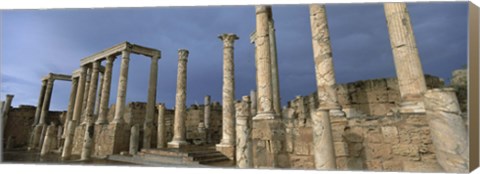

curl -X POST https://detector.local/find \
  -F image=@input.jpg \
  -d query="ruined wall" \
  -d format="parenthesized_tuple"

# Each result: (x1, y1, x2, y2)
(450, 68, 467, 113)
(279, 76, 446, 172)
(3, 105, 64, 149)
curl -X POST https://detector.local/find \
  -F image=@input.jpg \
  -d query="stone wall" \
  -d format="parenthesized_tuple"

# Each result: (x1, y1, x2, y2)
(3, 105, 64, 149)
(278, 76, 447, 172)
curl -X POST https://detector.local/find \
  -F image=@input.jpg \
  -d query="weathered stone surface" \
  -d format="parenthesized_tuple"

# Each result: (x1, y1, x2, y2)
(168, 49, 189, 148)
(157, 103, 166, 148)
(311, 109, 336, 169)
(144, 55, 159, 149)
(96, 56, 114, 125)
(40, 124, 56, 156)
(236, 96, 253, 168)
(112, 50, 130, 124)
(129, 124, 140, 155)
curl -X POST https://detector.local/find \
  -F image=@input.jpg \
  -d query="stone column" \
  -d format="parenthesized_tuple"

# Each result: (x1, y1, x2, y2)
(424, 88, 468, 173)
(2, 94, 14, 135)
(81, 68, 91, 119)
(96, 56, 115, 124)
(81, 61, 100, 160)
(236, 96, 253, 168)
(62, 66, 87, 159)
(112, 50, 131, 124)
(250, 90, 257, 116)
(253, 6, 275, 120)
(40, 123, 55, 156)
(38, 78, 54, 125)
(204, 95, 211, 144)
(267, 9, 281, 117)
(168, 49, 189, 148)
(309, 4, 345, 117)
(384, 3, 427, 114)
(218, 33, 239, 149)
(62, 77, 78, 138)
(311, 108, 336, 169)
(144, 54, 160, 149)
(33, 80, 47, 126)
(130, 124, 140, 155)
(94, 73, 104, 116)
(157, 103, 166, 148)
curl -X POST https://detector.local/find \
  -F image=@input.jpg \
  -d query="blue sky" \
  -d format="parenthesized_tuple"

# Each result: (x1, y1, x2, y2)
(0, 2, 468, 111)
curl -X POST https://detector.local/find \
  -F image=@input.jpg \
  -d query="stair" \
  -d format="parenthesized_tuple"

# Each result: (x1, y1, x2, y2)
(107, 145, 232, 166)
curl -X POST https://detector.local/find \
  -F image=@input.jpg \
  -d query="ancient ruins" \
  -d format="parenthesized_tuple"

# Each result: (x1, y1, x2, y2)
(1, 3, 469, 173)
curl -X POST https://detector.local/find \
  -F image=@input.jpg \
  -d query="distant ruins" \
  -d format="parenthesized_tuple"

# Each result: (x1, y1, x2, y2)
(1, 3, 469, 173)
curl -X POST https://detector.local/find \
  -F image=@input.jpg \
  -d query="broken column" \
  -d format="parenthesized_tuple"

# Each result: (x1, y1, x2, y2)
(424, 88, 468, 173)
(217, 33, 239, 158)
(130, 124, 140, 155)
(81, 60, 100, 160)
(309, 4, 345, 117)
(2, 94, 14, 135)
(157, 103, 166, 148)
(40, 123, 56, 156)
(168, 49, 189, 148)
(236, 96, 253, 168)
(62, 66, 87, 159)
(96, 56, 115, 124)
(204, 95, 211, 144)
(384, 2, 427, 114)
(250, 90, 257, 116)
(144, 54, 160, 149)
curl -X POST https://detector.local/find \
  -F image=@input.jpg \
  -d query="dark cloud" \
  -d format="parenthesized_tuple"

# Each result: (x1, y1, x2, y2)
(1, 2, 468, 110)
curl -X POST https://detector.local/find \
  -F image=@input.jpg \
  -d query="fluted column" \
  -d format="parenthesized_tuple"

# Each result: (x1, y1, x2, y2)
(96, 56, 115, 124)
(384, 3, 427, 114)
(62, 77, 79, 138)
(112, 50, 131, 124)
(236, 96, 253, 168)
(253, 6, 275, 120)
(168, 49, 189, 148)
(33, 80, 47, 126)
(309, 4, 345, 117)
(62, 66, 87, 159)
(144, 54, 160, 149)
(39, 78, 54, 125)
(157, 103, 166, 148)
(81, 61, 100, 160)
(424, 88, 468, 173)
(218, 33, 239, 148)
(268, 9, 281, 117)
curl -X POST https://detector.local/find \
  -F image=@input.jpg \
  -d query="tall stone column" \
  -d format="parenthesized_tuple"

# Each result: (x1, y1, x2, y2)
(424, 88, 468, 173)
(218, 33, 239, 150)
(168, 49, 189, 148)
(267, 9, 281, 117)
(81, 61, 100, 160)
(144, 54, 160, 149)
(81, 68, 91, 119)
(312, 108, 336, 169)
(94, 73, 104, 116)
(62, 66, 87, 159)
(33, 80, 47, 126)
(38, 78, 54, 125)
(309, 4, 345, 117)
(2, 94, 14, 135)
(62, 77, 79, 138)
(204, 95, 211, 144)
(253, 6, 275, 120)
(112, 50, 131, 124)
(250, 90, 257, 116)
(96, 56, 115, 124)
(236, 96, 253, 168)
(384, 3, 427, 114)
(157, 103, 166, 148)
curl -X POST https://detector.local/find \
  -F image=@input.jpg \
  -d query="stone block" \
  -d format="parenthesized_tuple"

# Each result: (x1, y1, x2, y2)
(334, 142, 348, 157)
(347, 157, 364, 170)
(365, 131, 382, 144)
(336, 156, 348, 170)
(347, 142, 364, 157)
(392, 144, 419, 160)
(289, 155, 315, 169)
(382, 160, 403, 171)
(365, 160, 383, 171)
(365, 143, 392, 160)
(381, 126, 399, 144)
(403, 161, 444, 173)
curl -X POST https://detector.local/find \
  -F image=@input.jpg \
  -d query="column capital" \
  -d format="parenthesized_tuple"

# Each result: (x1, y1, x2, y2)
(106, 55, 116, 62)
(121, 50, 131, 59)
(92, 60, 101, 70)
(255, 5, 271, 14)
(6, 94, 14, 99)
(178, 49, 189, 61)
(157, 103, 165, 109)
(218, 33, 239, 48)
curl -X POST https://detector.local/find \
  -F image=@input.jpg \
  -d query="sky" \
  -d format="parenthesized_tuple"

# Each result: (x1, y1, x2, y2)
(0, 2, 468, 111)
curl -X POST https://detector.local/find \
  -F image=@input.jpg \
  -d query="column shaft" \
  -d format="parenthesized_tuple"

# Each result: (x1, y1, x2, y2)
(39, 78, 54, 125)
(2, 95, 14, 136)
(33, 80, 47, 126)
(94, 73, 104, 116)
(62, 66, 87, 159)
(203, 96, 211, 144)
(253, 6, 275, 120)
(168, 49, 189, 148)
(312, 109, 336, 169)
(81, 68, 91, 121)
(250, 90, 257, 116)
(157, 104, 166, 148)
(96, 56, 115, 124)
(384, 3, 427, 113)
(268, 12, 281, 117)
(144, 55, 159, 149)
(81, 61, 100, 160)
(130, 124, 140, 155)
(40, 124, 55, 156)
(236, 96, 253, 168)
(62, 77, 78, 138)
(309, 4, 345, 117)
(218, 33, 239, 147)
(112, 50, 130, 124)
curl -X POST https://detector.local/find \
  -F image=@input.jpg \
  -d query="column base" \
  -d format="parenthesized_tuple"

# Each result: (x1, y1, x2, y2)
(399, 101, 425, 114)
(253, 112, 276, 120)
(167, 139, 188, 148)
(216, 143, 235, 160)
